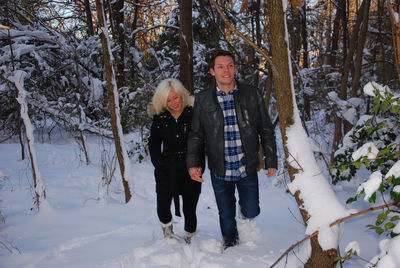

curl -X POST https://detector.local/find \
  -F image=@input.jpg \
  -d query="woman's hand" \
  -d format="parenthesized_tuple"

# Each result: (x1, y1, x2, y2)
(267, 168, 277, 177)
(189, 167, 204, 182)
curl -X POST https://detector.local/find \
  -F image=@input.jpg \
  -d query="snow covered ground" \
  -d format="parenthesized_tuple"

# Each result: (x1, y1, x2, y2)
(0, 134, 384, 267)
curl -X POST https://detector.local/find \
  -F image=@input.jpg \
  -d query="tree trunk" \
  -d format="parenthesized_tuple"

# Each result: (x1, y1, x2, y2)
(83, 0, 94, 36)
(388, 0, 400, 82)
(329, 0, 345, 67)
(111, 0, 125, 91)
(269, 0, 337, 266)
(305, 237, 338, 268)
(95, 0, 132, 203)
(350, 0, 371, 98)
(323, 0, 332, 65)
(10, 71, 46, 210)
(330, 0, 368, 163)
(301, 1, 310, 120)
(179, 0, 194, 93)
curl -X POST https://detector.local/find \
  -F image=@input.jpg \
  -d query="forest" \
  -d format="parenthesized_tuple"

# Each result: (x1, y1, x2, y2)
(0, 0, 399, 267)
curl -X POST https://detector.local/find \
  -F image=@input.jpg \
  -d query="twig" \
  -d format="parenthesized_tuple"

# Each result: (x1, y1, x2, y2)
(209, 0, 278, 74)
(288, 207, 306, 227)
(287, 151, 304, 172)
(269, 201, 400, 268)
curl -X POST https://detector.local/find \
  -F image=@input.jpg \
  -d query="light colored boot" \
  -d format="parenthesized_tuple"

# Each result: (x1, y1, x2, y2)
(161, 221, 174, 238)
(184, 231, 195, 244)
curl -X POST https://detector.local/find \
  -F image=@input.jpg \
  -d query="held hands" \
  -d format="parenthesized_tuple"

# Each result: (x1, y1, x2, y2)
(189, 167, 275, 181)
(267, 168, 277, 178)
(189, 167, 204, 183)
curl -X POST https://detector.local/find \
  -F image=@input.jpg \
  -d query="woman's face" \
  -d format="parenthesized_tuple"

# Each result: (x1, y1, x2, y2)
(167, 89, 183, 115)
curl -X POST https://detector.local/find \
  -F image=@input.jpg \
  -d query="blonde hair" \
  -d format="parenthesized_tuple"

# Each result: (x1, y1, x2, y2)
(148, 78, 193, 115)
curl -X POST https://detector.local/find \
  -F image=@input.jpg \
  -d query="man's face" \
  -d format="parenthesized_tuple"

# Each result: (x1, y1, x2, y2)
(209, 56, 237, 88)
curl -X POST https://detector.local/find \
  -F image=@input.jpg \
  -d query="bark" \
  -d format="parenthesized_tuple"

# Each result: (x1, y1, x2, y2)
(323, 0, 332, 65)
(329, 0, 345, 67)
(350, 0, 371, 98)
(388, 1, 400, 82)
(179, 0, 194, 93)
(83, 0, 94, 36)
(301, 1, 310, 120)
(129, 0, 139, 80)
(305, 238, 338, 268)
(95, 0, 132, 203)
(250, 0, 262, 87)
(111, 0, 125, 90)
(374, 0, 385, 85)
(300, 1, 308, 69)
(255, 0, 261, 48)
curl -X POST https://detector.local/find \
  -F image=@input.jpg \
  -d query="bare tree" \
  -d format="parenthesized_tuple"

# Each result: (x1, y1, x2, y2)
(350, 0, 371, 98)
(330, 0, 371, 163)
(388, 0, 400, 82)
(95, 0, 132, 203)
(110, 0, 125, 90)
(179, 0, 194, 93)
(8, 71, 46, 210)
(81, 0, 94, 36)
(269, 1, 338, 266)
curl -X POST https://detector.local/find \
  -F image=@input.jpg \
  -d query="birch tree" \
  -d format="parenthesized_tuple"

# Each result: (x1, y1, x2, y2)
(95, 0, 132, 203)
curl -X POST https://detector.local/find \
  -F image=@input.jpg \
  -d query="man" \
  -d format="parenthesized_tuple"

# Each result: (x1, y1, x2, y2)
(186, 50, 277, 249)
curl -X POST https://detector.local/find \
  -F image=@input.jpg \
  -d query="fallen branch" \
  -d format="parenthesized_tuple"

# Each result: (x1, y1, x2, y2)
(270, 201, 400, 268)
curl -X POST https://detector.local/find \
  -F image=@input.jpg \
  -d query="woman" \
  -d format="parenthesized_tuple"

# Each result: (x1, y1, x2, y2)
(148, 78, 203, 244)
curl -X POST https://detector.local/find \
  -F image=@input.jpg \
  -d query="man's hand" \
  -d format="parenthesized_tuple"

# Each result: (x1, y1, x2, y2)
(189, 167, 204, 182)
(267, 168, 277, 178)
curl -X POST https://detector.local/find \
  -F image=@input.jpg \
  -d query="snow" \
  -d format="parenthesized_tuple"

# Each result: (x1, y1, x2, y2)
(372, 237, 400, 268)
(345, 241, 360, 255)
(0, 133, 392, 267)
(285, 109, 355, 251)
(363, 81, 398, 98)
(356, 171, 382, 201)
(327, 91, 363, 125)
(386, 160, 400, 179)
(352, 142, 379, 161)
(394, 222, 400, 234)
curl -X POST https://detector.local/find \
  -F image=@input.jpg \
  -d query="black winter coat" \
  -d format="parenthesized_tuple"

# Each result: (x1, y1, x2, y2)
(149, 106, 202, 196)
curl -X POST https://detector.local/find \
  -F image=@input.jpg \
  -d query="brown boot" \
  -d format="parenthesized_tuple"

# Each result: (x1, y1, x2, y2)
(162, 222, 174, 238)
(184, 231, 195, 244)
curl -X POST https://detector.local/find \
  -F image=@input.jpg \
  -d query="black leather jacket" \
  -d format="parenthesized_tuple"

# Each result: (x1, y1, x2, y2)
(186, 81, 277, 176)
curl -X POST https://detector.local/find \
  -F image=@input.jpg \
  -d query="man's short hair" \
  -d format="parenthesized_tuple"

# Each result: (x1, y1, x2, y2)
(209, 50, 236, 69)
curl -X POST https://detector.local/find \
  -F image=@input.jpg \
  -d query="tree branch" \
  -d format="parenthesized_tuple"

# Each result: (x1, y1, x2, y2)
(209, 0, 277, 74)
(270, 201, 400, 268)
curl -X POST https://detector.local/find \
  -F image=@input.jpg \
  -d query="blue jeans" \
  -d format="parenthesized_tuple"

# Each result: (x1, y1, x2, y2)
(211, 172, 260, 247)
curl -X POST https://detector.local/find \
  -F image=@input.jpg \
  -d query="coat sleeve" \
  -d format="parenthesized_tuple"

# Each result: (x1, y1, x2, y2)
(186, 95, 205, 169)
(148, 116, 166, 169)
(256, 88, 278, 169)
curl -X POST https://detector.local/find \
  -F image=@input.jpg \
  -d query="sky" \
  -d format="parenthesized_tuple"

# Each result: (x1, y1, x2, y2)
(0, 125, 398, 267)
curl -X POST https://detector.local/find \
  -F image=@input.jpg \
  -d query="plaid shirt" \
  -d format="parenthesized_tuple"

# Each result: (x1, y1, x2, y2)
(214, 86, 247, 181)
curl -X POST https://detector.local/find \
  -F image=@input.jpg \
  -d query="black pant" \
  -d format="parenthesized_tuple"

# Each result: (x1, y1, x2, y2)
(157, 190, 200, 233)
